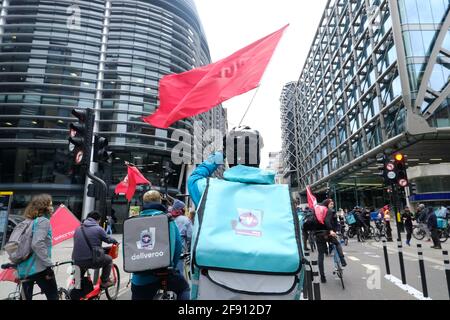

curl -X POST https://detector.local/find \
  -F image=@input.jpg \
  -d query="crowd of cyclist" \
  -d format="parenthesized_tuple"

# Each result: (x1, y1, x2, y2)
(299, 203, 450, 252)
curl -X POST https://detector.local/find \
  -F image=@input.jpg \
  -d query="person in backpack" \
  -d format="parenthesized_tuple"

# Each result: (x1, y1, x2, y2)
(72, 211, 118, 289)
(130, 190, 190, 300)
(313, 199, 347, 283)
(169, 199, 192, 277)
(427, 207, 442, 249)
(16, 194, 58, 300)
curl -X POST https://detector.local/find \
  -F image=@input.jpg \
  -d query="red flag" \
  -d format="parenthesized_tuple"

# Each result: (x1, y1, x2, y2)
(50, 205, 80, 245)
(306, 186, 317, 209)
(114, 165, 151, 202)
(143, 24, 289, 128)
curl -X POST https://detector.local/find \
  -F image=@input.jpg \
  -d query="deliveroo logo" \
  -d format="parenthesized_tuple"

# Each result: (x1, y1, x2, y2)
(136, 228, 156, 250)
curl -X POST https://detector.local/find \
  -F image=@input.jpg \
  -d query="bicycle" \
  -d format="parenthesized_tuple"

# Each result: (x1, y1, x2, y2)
(329, 240, 345, 290)
(307, 231, 317, 252)
(153, 268, 177, 300)
(412, 224, 428, 241)
(67, 243, 121, 300)
(373, 220, 386, 242)
(0, 261, 72, 300)
(180, 253, 191, 282)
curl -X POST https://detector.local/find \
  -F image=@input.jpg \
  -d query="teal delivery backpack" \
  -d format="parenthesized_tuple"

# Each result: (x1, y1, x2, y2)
(190, 178, 304, 300)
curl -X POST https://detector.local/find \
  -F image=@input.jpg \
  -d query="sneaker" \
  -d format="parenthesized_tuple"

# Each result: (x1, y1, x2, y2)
(340, 258, 347, 267)
(100, 279, 114, 289)
(431, 246, 442, 250)
(406, 241, 410, 246)
(320, 276, 327, 283)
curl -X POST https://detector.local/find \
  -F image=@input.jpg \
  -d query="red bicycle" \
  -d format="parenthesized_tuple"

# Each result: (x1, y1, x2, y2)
(67, 243, 121, 300)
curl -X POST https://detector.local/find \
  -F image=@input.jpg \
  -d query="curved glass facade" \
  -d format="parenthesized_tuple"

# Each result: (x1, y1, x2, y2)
(0, 0, 226, 218)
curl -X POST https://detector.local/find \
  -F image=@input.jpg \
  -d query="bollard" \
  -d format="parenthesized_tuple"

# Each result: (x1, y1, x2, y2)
(303, 251, 313, 300)
(311, 260, 321, 300)
(442, 251, 450, 300)
(382, 240, 391, 275)
(397, 239, 407, 284)
(416, 244, 429, 298)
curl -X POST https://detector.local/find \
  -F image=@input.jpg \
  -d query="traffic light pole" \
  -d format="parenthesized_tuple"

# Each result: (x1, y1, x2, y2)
(86, 169, 108, 221)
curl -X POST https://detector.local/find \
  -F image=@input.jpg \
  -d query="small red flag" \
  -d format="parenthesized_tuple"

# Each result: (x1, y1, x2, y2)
(50, 205, 80, 245)
(143, 24, 289, 129)
(115, 165, 151, 202)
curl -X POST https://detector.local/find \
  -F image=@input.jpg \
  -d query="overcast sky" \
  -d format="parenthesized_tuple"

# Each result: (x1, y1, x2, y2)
(194, 0, 328, 167)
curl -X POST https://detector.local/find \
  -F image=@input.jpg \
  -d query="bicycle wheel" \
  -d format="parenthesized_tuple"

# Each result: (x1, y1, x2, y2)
(439, 229, 449, 243)
(338, 267, 345, 290)
(347, 228, 355, 239)
(105, 264, 120, 300)
(412, 226, 425, 240)
(344, 236, 349, 246)
(374, 229, 381, 242)
(58, 288, 71, 300)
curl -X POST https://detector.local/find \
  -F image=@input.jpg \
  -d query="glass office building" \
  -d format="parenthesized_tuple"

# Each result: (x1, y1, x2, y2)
(0, 0, 227, 220)
(282, 0, 450, 209)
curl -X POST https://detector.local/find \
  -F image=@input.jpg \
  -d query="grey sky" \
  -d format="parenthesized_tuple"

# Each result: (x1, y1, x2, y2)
(194, 0, 328, 167)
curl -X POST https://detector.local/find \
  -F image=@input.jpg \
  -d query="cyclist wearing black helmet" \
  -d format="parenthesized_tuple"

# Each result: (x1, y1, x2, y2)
(188, 126, 265, 207)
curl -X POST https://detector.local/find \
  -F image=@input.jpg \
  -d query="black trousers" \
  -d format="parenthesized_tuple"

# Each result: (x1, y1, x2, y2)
(131, 273, 190, 300)
(431, 228, 441, 248)
(405, 224, 413, 243)
(316, 234, 344, 278)
(22, 269, 58, 300)
(75, 254, 113, 283)
(385, 221, 393, 241)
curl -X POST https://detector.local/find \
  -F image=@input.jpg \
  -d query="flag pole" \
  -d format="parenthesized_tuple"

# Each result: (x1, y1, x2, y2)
(238, 85, 261, 127)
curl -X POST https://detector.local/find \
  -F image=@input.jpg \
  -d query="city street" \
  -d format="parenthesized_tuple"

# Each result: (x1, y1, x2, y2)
(2, 229, 449, 300)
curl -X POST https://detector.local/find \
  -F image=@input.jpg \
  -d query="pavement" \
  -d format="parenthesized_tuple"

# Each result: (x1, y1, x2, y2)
(1, 227, 449, 300)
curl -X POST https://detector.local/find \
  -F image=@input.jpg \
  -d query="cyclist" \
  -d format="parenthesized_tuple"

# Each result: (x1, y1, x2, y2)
(169, 199, 192, 277)
(427, 207, 442, 249)
(17, 194, 58, 300)
(314, 199, 347, 283)
(72, 211, 118, 289)
(130, 190, 190, 300)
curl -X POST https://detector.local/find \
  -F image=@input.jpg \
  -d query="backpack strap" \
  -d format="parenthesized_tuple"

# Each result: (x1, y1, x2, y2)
(80, 225, 94, 254)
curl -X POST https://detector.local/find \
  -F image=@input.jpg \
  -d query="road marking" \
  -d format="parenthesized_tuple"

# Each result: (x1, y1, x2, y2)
(368, 255, 381, 258)
(348, 256, 360, 261)
(362, 264, 379, 271)
(117, 285, 130, 298)
(432, 265, 445, 271)
(368, 242, 444, 265)
(384, 275, 432, 300)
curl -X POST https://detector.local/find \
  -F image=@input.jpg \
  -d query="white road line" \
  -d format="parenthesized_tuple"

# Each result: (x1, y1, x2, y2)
(368, 242, 444, 265)
(432, 265, 445, 271)
(384, 275, 432, 300)
(348, 256, 360, 261)
(117, 285, 130, 298)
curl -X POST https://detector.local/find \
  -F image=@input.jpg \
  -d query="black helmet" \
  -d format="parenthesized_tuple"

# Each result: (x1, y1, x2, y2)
(223, 126, 263, 168)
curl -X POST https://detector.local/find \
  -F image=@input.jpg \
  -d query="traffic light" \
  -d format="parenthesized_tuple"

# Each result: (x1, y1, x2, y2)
(68, 108, 95, 166)
(410, 182, 417, 194)
(377, 155, 396, 185)
(394, 153, 408, 187)
(93, 135, 112, 163)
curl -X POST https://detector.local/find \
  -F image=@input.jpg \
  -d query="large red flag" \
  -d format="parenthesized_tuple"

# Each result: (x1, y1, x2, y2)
(143, 24, 289, 129)
(50, 205, 80, 245)
(114, 165, 151, 202)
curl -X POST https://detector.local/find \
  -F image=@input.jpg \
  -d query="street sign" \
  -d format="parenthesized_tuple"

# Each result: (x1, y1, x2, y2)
(387, 171, 396, 180)
(0, 191, 13, 251)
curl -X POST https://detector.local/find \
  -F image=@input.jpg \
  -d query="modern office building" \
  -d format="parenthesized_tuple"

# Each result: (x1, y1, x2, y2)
(0, 0, 227, 222)
(282, 0, 450, 210)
